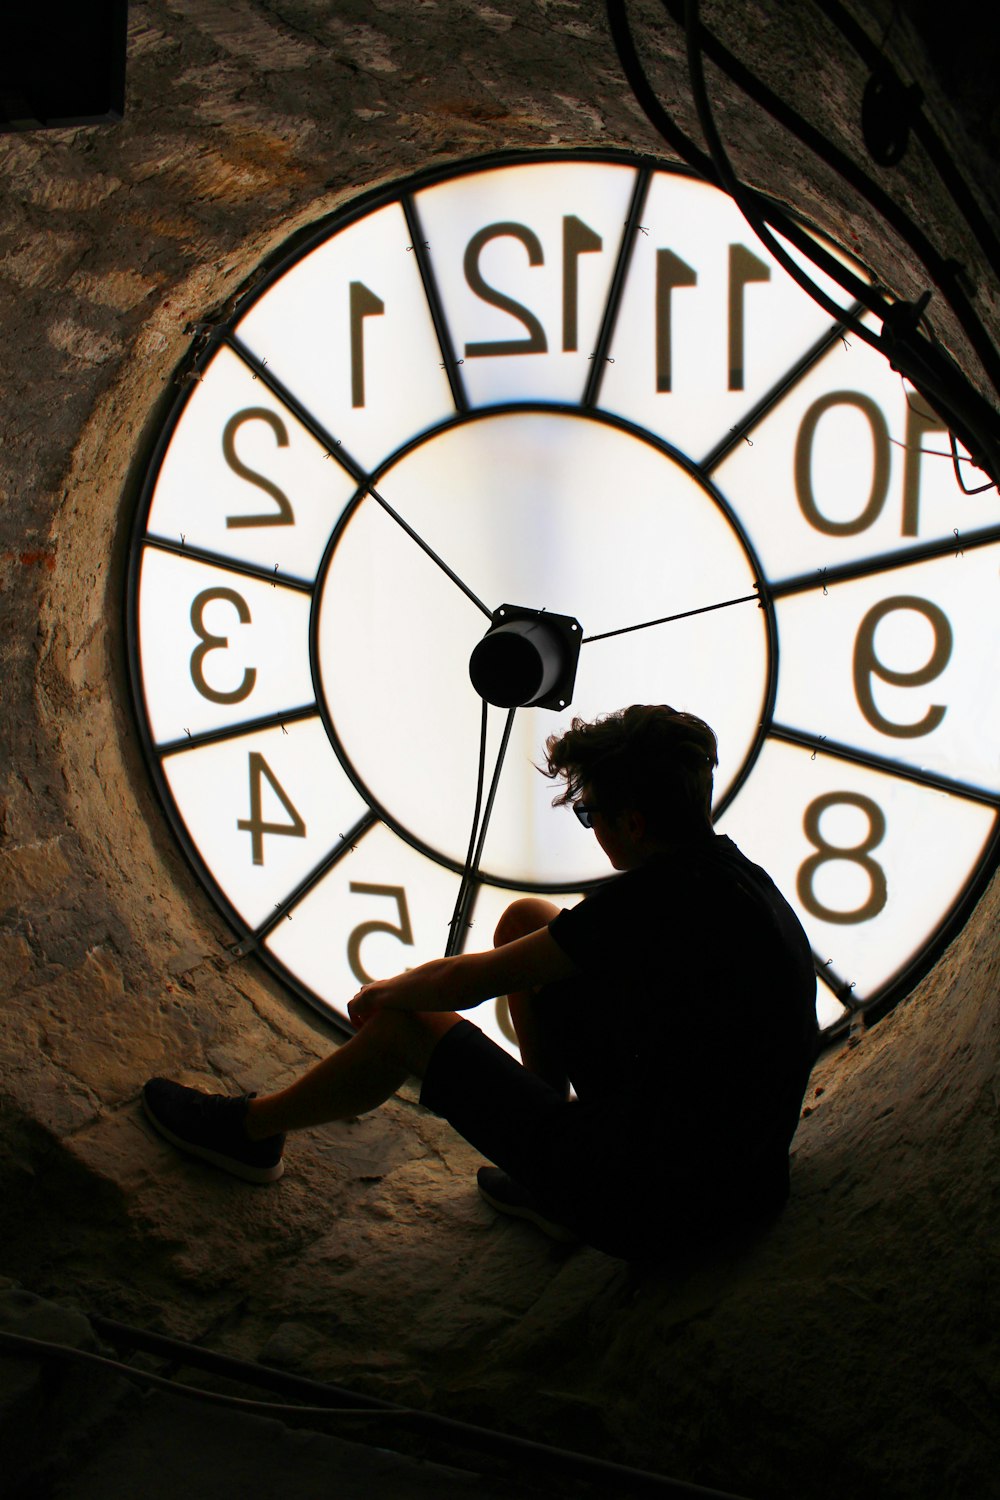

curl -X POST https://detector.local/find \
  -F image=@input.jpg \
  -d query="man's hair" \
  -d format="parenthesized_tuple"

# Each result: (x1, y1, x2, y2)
(543, 705, 718, 837)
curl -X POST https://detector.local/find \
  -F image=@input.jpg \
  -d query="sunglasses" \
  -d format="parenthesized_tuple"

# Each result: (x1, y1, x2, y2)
(572, 801, 600, 828)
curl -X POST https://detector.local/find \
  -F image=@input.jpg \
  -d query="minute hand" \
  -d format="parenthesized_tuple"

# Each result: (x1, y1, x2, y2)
(582, 590, 761, 644)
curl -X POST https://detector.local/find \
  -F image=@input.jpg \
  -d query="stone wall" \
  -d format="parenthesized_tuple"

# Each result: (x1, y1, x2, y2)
(2, 4, 1000, 1497)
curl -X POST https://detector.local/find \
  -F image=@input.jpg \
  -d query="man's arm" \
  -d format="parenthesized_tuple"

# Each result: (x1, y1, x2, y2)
(347, 927, 577, 1027)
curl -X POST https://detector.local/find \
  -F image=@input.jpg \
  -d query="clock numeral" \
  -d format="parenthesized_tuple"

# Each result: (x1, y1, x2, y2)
(795, 390, 891, 536)
(562, 214, 603, 353)
(728, 244, 771, 390)
(347, 882, 414, 985)
(654, 242, 772, 394)
(464, 222, 547, 357)
(654, 249, 697, 393)
(901, 392, 948, 536)
(189, 587, 257, 705)
(223, 408, 295, 528)
(462, 215, 604, 360)
(237, 751, 306, 865)
(853, 595, 953, 738)
(795, 388, 953, 539)
(797, 792, 888, 925)
(349, 280, 385, 408)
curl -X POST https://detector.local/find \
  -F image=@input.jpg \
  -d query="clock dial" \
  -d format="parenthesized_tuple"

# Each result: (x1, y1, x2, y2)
(129, 151, 1000, 1053)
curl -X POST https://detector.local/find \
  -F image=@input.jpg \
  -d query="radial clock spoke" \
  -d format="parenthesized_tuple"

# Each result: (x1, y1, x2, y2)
(712, 307, 1000, 585)
(582, 165, 653, 409)
(699, 308, 864, 473)
(141, 536, 314, 593)
(770, 522, 1000, 598)
(157, 704, 320, 757)
(135, 545, 315, 746)
(232, 810, 379, 956)
(228, 332, 493, 619)
(401, 192, 470, 414)
(717, 738, 998, 1001)
(769, 724, 1000, 806)
(161, 719, 370, 932)
(264, 822, 465, 1009)
(130, 152, 1000, 1050)
(772, 540, 1000, 794)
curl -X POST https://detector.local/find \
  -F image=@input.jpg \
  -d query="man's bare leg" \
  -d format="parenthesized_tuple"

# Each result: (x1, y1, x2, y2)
(245, 1009, 462, 1139)
(494, 897, 566, 1096)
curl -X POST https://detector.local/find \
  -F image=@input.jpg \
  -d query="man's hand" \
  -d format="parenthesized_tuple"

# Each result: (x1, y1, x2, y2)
(347, 984, 383, 1029)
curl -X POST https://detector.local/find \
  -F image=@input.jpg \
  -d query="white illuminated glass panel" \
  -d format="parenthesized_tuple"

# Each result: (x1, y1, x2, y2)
(132, 154, 1000, 1044)
(598, 174, 854, 461)
(415, 160, 637, 407)
(235, 202, 456, 472)
(162, 719, 368, 929)
(145, 345, 355, 581)
(137, 548, 314, 744)
(316, 410, 767, 887)
(462, 880, 588, 1059)
(814, 975, 849, 1033)
(265, 822, 461, 1022)
(714, 321, 1000, 582)
(774, 545, 1000, 792)
(717, 740, 996, 998)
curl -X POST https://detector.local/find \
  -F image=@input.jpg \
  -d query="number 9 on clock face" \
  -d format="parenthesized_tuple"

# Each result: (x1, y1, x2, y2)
(129, 151, 1000, 1049)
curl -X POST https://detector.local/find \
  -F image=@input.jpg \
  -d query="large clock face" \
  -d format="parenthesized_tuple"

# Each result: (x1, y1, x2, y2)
(129, 151, 1000, 1050)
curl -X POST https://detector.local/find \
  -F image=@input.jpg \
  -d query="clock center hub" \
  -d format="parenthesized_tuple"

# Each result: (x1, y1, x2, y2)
(469, 604, 583, 709)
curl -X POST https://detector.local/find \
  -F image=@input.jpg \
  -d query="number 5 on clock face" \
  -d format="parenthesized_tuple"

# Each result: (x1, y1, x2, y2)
(130, 151, 999, 1050)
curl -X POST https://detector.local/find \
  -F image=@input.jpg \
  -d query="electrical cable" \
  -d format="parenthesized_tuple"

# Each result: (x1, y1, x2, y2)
(810, 0, 1000, 282)
(446, 695, 490, 957)
(0, 1323, 751, 1500)
(674, 0, 1000, 484)
(604, 0, 999, 487)
(657, 0, 1000, 399)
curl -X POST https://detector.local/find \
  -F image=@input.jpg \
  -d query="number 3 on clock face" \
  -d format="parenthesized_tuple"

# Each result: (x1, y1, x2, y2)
(131, 152, 1000, 1049)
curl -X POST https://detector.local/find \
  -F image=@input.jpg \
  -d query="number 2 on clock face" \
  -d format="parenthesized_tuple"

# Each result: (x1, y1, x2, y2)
(133, 153, 1000, 1050)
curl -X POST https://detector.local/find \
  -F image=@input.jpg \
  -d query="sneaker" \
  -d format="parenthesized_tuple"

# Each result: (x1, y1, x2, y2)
(476, 1166, 579, 1244)
(142, 1077, 285, 1184)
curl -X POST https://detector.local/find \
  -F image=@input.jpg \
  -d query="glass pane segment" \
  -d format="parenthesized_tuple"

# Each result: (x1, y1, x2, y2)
(599, 173, 855, 462)
(714, 318, 1000, 582)
(774, 544, 1000, 793)
(716, 739, 996, 999)
(137, 547, 314, 744)
(415, 160, 637, 407)
(145, 345, 356, 581)
(315, 410, 767, 888)
(234, 201, 456, 472)
(265, 822, 462, 1025)
(161, 719, 367, 929)
(461, 881, 587, 1060)
(814, 974, 848, 1033)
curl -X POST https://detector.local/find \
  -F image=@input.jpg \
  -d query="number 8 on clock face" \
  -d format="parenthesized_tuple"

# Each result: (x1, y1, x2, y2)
(129, 151, 1000, 1050)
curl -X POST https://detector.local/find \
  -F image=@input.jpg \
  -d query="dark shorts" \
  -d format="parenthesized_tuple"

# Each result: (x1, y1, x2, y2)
(420, 1017, 696, 1259)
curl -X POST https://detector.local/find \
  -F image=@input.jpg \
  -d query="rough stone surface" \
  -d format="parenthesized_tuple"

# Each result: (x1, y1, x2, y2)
(2, 4, 1000, 1498)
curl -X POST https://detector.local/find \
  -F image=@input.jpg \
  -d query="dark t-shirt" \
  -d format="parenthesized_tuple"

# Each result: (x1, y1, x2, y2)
(548, 832, 817, 1213)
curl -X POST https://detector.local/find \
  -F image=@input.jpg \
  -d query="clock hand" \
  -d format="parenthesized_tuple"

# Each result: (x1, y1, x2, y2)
(224, 332, 493, 620)
(445, 704, 517, 957)
(581, 589, 761, 644)
(367, 482, 492, 620)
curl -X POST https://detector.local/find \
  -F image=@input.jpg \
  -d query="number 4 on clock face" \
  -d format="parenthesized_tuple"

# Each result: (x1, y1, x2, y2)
(131, 151, 1000, 1052)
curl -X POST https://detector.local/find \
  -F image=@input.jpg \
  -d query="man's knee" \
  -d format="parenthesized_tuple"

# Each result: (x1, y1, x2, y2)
(494, 896, 561, 948)
(368, 1007, 462, 1077)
